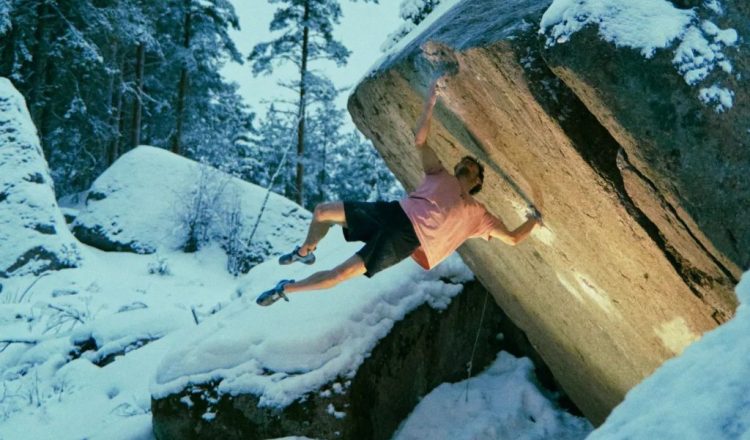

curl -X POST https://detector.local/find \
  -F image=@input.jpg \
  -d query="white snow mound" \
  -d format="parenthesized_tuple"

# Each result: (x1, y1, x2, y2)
(73, 145, 308, 257)
(151, 248, 474, 408)
(394, 351, 592, 440)
(0, 77, 81, 277)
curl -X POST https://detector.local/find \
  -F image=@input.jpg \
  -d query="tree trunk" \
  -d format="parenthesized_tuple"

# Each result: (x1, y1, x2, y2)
(30, 0, 51, 155)
(0, 21, 16, 77)
(116, 54, 127, 157)
(131, 42, 145, 149)
(172, 0, 193, 156)
(108, 44, 123, 166)
(295, 0, 310, 207)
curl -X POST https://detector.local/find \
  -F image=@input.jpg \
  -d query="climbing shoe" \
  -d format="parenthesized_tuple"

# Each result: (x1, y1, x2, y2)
(256, 279, 294, 306)
(278, 245, 316, 265)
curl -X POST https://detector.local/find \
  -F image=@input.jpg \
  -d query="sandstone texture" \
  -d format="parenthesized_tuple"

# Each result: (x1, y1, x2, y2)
(348, 0, 744, 424)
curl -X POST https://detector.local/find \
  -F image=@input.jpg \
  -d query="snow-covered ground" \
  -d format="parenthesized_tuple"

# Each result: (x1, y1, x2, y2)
(393, 352, 592, 440)
(0, 149, 588, 440)
(151, 245, 475, 409)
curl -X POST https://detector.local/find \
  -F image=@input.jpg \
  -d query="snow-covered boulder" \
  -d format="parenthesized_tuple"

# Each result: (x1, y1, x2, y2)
(347, 0, 747, 424)
(0, 77, 81, 277)
(72, 146, 307, 271)
(589, 271, 750, 439)
(539, 0, 747, 316)
(149, 252, 563, 439)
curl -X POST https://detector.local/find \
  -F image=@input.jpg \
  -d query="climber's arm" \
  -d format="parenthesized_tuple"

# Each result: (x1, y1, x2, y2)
(490, 216, 539, 246)
(414, 79, 444, 175)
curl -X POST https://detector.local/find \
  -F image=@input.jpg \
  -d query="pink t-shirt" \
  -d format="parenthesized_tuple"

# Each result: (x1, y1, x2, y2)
(399, 168, 503, 270)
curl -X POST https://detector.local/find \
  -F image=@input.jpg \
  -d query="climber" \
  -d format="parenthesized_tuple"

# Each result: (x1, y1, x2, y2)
(256, 77, 543, 306)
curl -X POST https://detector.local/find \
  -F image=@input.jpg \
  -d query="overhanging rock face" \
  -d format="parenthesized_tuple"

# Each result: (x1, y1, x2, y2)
(348, 0, 742, 424)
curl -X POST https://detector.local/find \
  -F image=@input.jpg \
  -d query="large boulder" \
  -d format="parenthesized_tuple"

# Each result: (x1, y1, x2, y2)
(540, 0, 748, 316)
(72, 146, 308, 272)
(0, 77, 81, 277)
(347, 0, 741, 424)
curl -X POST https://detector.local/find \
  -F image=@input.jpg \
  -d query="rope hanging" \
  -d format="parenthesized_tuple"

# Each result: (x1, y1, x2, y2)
(245, 113, 304, 248)
(465, 288, 490, 403)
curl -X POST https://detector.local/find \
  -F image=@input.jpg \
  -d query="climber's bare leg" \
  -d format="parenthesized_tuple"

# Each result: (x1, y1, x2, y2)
(284, 254, 367, 294)
(298, 202, 347, 256)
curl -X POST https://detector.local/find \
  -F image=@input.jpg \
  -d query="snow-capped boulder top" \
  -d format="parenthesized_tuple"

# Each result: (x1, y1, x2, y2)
(72, 146, 308, 264)
(0, 77, 81, 277)
(151, 248, 474, 409)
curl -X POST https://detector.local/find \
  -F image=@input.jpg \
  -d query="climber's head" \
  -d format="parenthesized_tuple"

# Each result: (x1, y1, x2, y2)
(454, 156, 484, 195)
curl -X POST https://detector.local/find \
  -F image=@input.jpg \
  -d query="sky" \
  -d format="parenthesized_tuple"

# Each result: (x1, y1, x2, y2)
(222, 0, 403, 127)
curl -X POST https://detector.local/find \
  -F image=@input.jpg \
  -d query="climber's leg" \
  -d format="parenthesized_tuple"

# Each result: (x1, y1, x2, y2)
(298, 201, 347, 256)
(283, 253, 367, 294)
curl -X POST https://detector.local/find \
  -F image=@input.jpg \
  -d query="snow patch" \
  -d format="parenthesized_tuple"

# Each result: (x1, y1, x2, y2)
(540, 0, 739, 113)
(393, 352, 592, 439)
(699, 84, 734, 112)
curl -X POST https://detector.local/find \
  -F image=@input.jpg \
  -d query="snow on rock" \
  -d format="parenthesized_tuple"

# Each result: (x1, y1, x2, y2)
(540, 0, 740, 112)
(699, 84, 735, 112)
(590, 271, 750, 439)
(72, 145, 307, 266)
(70, 306, 194, 366)
(151, 249, 474, 408)
(394, 352, 592, 440)
(0, 77, 82, 278)
(361, 0, 464, 85)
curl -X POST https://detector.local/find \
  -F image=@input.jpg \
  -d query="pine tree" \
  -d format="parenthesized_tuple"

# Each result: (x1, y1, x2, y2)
(167, 0, 242, 156)
(306, 94, 345, 206)
(0, 0, 250, 196)
(327, 132, 404, 202)
(249, 0, 352, 207)
(246, 104, 298, 198)
(381, 0, 441, 52)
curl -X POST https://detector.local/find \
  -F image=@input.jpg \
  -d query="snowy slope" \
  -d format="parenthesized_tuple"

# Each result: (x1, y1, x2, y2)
(151, 241, 475, 408)
(0, 77, 82, 277)
(0, 223, 589, 440)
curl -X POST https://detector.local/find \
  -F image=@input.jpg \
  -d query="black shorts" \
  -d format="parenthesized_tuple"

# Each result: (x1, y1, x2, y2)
(342, 201, 420, 278)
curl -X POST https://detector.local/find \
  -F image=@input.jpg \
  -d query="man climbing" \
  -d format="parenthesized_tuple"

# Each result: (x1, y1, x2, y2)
(256, 78, 542, 306)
